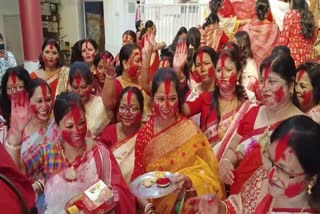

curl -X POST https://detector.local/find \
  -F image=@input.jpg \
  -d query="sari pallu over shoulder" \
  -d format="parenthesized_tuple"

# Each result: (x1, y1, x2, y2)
(135, 117, 224, 213)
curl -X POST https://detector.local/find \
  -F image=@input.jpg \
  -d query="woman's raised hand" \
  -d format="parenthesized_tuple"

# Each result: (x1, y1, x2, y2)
(184, 194, 219, 214)
(10, 91, 32, 132)
(219, 158, 235, 185)
(173, 42, 188, 72)
(142, 32, 155, 59)
(103, 55, 117, 79)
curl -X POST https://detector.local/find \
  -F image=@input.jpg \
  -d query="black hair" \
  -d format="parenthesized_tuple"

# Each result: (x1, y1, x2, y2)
(117, 86, 144, 114)
(160, 45, 175, 68)
(116, 43, 139, 76)
(203, 12, 220, 29)
(135, 20, 143, 32)
(38, 38, 63, 69)
(209, 0, 223, 14)
(296, 62, 320, 105)
(29, 78, 52, 98)
(93, 50, 114, 67)
(1, 66, 32, 125)
(291, 0, 315, 40)
(271, 45, 291, 57)
(260, 54, 296, 86)
(171, 27, 187, 49)
(140, 20, 154, 39)
(54, 91, 85, 125)
(235, 31, 253, 66)
(70, 39, 84, 64)
(69, 61, 93, 85)
(209, 42, 245, 127)
(270, 115, 320, 212)
(151, 68, 183, 113)
(0, 33, 3, 41)
(192, 46, 218, 67)
(80, 39, 98, 61)
(256, 0, 270, 21)
(122, 30, 137, 44)
(186, 27, 201, 50)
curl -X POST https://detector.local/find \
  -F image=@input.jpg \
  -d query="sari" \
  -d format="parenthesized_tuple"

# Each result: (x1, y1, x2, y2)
(201, 23, 229, 52)
(186, 92, 255, 157)
(278, 10, 316, 66)
(225, 163, 315, 213)
(0, 115, 7, 144)
(243, 18, 280, 67)
(101, 124, 137, 184)
(31, 66, 70, 99)
(23, 139, 135, 214)
(132, 117, 225, 213)
(85, 95, 113, 137)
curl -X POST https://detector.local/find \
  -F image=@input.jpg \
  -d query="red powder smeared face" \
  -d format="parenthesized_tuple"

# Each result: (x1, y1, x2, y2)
(263, 66, 271, 89)
(49, 42, 54, 50)
(30, 84, 52, 121)
(11, 72, 17, 85)
(275, 133, 291, 162)
(164, 73, 171, 109)
(85, 40, 89, 49)
(199, 51, 205, 73)
(119, 92, 142, 127)
(302, 91, 313, 106)
(275, 86, 285, 103)
(160, 58, 169, 68)
(127, 90, 133, 106)
(268, 168, 276, 181)
(297, 71, 305, 82)
(61, 103, 87, 148)
(284, 181, 305, 198)
(128, 52, 141, 79)
(220, 54, 227, 69)
(229, 72, 237, 86)
(74, 73, 82, 86)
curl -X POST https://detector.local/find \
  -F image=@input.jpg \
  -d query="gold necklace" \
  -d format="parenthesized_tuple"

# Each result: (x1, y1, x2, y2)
(217, 97, 238, 140)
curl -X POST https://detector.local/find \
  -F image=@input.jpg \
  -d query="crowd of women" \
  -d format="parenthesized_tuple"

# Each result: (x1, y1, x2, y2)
(1, 0, 320, 213)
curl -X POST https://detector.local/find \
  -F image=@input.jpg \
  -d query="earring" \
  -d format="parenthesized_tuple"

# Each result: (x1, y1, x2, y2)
(307, 184, 312, 195)
(236, 80, 240, 85)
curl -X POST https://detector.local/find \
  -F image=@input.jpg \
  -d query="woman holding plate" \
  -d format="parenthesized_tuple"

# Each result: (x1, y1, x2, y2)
(131, 68, 224, 213)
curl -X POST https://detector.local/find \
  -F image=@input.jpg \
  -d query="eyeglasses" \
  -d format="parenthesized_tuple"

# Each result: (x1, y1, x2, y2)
(263, 151, 304, 179)
(119, 106, 140, 114)
(7, 85, 25, 92)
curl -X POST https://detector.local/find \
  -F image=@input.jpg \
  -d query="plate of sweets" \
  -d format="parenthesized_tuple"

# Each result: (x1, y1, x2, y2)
(130, 171, 179, 199)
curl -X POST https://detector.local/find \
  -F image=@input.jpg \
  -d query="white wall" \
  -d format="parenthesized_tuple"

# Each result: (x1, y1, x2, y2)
(104, 0, 136, 55)
(0, 0, 20, 42)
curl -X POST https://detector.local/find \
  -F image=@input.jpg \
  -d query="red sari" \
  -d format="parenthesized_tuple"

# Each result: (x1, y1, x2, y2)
(278, 10, 316, 66)
(243, 18, 280, 67)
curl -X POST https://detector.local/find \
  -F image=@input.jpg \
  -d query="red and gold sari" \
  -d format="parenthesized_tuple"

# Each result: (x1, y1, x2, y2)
(132, 117, 224, 213)
(31, 66, 70, 99)
(201, 23, 229, 52)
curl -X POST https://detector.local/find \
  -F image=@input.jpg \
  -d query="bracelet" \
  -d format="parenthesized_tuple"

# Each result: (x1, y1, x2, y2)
(144, 203, 154, 214)
(5, 140, 21, 149)
(221, 158, 231, 164)
(221, 201, 229, 214)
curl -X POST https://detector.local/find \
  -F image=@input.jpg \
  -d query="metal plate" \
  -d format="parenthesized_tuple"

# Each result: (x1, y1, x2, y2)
(129, 171, 178, 199)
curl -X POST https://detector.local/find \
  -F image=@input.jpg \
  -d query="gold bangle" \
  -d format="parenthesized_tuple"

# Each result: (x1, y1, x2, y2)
(5, 140, 21, 149)
(221, 201, 229, 214)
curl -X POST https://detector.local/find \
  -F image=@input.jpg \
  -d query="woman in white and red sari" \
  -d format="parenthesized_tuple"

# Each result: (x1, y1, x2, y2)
(295, 62, 320, 123)
(243, 0, 280, 68)
(184, 42, 255, 157)
(219, 53, 303, 194)
(185, 115, 320, 213)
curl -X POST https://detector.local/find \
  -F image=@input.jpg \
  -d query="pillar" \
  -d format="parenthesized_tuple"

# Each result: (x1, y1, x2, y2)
(19, 0, 43, 72)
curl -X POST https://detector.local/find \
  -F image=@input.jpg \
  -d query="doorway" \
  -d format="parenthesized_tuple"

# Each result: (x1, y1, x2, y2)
(3, 15, 24, 65)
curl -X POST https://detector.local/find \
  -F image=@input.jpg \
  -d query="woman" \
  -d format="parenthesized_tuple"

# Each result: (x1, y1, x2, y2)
(0, 33, 17, 79)
(171, 26, 188, 49)
(102, 42, 152, 120)
(115, 31, 137, 68)
(234, 31, 259, 100)
(93, 50, 115, 95)
(141, 20, 166, 81)
(70, 39, 84, 64)
(0, 66, 32, 130)
(69, 62, 113, 137)
(201, 12, 229, 52)
(184, 46, 217, 126)
(295, 62, 320, 123)
(278, 0, 316, 66)
(135, 20, 144, 46)
(101, 86, 143, 183)
(5, 91, 135, 213)
(219, 53, 303, 194)
(243, 0, 281, 68)
(186, 115, 320, 213)
(81, 39, 99, 73)
(159, 45, 174, 69)
(31, 39, 69, 101)
(131, 68, 224, 213)
(184, 43, 254, 155)
(22, 78, 59, 213)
